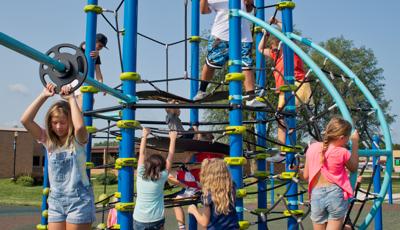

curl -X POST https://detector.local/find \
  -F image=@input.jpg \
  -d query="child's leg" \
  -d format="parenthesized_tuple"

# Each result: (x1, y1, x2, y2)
(173, 206, 186, 229)
(65, 223, 92, 230)
(312, 222, 327, 230)
(243, 69, 255, 92)
(326, 218, 345, 230)
(48, 222, 66, 230)
(201, 64, 215, 81)
(76, 94, 83, 111)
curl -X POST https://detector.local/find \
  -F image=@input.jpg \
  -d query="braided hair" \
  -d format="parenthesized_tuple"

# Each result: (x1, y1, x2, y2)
(320, 117, 352, 165)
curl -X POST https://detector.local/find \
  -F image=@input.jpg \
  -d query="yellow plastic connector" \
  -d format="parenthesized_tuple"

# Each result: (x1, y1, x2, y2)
(280, 172, 297, 180)
(280, 145, 303, 153)
(42, 210, 48, 218)
(86, 162, 94, 169)
(254, 171, 269, 179)
(120, 72, 141, 81)
(254, 26, 263, 33)
(112, 224, 120, 229)
(238, 220, 250, 230)
(117, 120, 141, 129)
(224, 157, 247, 166)
(225, 72, 245, 82)
(276, 1, 296, 10)
(85, 126, 97, 134)
(236, 189, 247, 198)
(225, 126, 246, 135)
(114, 192, 121, 198)
(96, 223, 106, 230)
(283, 209, 304, 217)
(42, 187, 50, 196)
(115, 202, 135, 212)
(279, 84, 297, 92)
(36, 224, 48, 230)
(116, 136, 122, 141)
(189, 36, 201, 43)
(84, 5, 103, 14)
(115, 158, 137, 170)
(80, 85, 100, 94)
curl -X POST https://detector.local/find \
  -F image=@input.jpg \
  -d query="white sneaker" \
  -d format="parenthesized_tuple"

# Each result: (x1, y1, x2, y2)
(266, 153, 286, 163)
(193, 91, 207, 101)
(245, 98, 266, 107)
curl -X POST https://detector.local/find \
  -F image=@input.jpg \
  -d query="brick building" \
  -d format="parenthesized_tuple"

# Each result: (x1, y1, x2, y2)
(0, 127, 45, 179)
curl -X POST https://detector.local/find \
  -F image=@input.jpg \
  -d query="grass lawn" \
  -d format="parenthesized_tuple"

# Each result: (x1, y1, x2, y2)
(1, 175, 399, 207)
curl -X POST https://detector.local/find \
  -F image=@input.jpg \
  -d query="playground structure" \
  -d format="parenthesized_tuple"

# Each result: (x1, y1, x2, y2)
(0, 0, 394, 230)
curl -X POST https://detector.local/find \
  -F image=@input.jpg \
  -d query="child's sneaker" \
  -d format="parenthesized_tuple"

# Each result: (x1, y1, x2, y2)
(266, 153, 286, 162)
(193, 91, 207, 101)
(245, 98, 266, 107)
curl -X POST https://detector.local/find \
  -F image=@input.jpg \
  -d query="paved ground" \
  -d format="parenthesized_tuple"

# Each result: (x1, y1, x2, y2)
(1, 202, 399, 229)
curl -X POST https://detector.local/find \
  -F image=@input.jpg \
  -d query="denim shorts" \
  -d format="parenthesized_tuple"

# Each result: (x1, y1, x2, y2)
(47, 186, 96, 224)
(310, 184, 348, 224)
(133, 218, 165, 230)
(206, 36, 253, 69)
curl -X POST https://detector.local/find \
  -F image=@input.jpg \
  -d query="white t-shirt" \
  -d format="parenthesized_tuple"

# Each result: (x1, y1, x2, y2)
(208, 0, 253, 42)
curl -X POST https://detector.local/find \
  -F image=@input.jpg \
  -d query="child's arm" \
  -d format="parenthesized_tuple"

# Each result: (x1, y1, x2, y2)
(168, 173, 187, 189)
(200, 0, 211, 14)
(302, 156, 309, 180)
(95, 64, 104, 83)
(20, 84, 55, 140)
(258, 32, 271, 57)
(138, 128, 151, 167)
(345, 130, 359, 172)
(166, 131, 178, 172)
(61, 86, 88, 144)
(188, 204, 211, 227)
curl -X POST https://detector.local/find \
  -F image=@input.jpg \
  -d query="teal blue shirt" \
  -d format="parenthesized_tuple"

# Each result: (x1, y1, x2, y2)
(133, 165, 168, 223)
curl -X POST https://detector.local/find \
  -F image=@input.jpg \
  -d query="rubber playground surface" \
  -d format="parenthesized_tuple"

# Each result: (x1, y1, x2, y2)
(1, 202, 399, 230)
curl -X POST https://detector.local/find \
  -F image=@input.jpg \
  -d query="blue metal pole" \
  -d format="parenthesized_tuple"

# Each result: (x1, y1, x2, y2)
(388, 176, 393, 205)
(189, 0, 200, 229)
(255, 1, 267, 229)
(372, 135, 382, 230)
(270, 162, 275, 205)
(229, 0, 244, 221)
(280, 1, 298, 229)
(0, 32, 66, 71)
(118, 0, 138, 229)
(38, 149, 49, 229)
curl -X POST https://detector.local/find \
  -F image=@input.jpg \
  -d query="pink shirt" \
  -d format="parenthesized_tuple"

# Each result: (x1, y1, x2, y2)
(306, 142, 353, 200)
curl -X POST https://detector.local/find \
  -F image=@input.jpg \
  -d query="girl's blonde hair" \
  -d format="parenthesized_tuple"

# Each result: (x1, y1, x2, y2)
(44, 100, 74, 151)
(320, 117, 352, 164)
(200, 158, 234, 215)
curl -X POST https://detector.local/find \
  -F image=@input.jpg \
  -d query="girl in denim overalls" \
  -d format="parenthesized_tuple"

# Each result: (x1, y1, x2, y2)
(303, 117, 359, 230)
(21, 84, 95, 230)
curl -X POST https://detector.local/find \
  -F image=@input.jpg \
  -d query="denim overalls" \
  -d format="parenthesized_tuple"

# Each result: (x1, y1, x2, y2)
(46, 139, 95, 224)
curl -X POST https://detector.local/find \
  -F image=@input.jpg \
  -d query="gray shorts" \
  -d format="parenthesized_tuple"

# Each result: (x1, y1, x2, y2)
(310, 184, 349, 224)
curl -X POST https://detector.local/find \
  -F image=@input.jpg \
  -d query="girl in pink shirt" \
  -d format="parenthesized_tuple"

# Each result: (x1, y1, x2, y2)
(303, 117, 359, 230)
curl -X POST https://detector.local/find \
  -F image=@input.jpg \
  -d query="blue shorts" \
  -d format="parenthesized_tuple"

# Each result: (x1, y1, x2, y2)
(310, 184, 348, 224)
(206, 36, 253, 70)
(133, 218, 165, 230)
(47, 186, 96, 224)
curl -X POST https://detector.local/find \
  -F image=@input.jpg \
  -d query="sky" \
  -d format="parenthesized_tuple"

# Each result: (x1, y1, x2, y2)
(0, 0, 399, 143)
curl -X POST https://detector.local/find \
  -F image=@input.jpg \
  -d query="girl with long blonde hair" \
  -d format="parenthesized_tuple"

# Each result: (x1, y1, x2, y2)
(21, 84, 94, 230)
(303, 117, 359, 230)
(188, 158, 239, 229)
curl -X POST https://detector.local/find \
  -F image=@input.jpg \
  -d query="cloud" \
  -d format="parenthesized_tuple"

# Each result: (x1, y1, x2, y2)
(8, 83, 29, 95)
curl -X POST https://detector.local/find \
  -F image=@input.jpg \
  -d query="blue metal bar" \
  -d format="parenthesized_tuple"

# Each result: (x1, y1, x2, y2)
(118, 0, 138, 229)
(0, 32, 65, 71)
(280, 2, 297, 229)
(286, 32, 393, 230)
(358, 149, 392, 156)
(82, 0, 98, 185)
(372, 135, 382, 230)
(229, 0, 244, 221)
(39, 149, 49, 228)
(270, 162, 275, 205)
(388, 177, 393, 204)
(255, 1, 267, 229)
(189, 0, 200, 229)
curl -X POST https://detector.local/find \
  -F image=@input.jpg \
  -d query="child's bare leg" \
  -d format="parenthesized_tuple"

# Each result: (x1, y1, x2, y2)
(174, 206, 186, 229)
